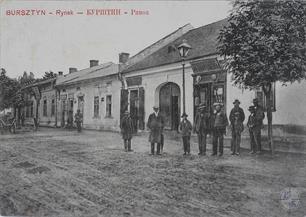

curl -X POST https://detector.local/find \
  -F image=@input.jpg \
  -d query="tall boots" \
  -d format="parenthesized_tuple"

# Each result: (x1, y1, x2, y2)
(124, 139, 132, 152)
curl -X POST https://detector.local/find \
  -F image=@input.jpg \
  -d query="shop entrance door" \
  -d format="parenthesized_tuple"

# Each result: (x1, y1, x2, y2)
(159, 82, 180, 130)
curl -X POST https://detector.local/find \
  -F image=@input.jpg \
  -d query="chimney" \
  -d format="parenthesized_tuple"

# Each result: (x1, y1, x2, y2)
(119, 53, 130, 64)
(90, 60, 99, 67)
(69, 67, 77, 74)
(58, 71, 63, 76)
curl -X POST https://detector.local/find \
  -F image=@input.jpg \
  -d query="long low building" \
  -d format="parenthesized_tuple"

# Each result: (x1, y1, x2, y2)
(19, 19, 306, 135)
(55, 60, 121, 131)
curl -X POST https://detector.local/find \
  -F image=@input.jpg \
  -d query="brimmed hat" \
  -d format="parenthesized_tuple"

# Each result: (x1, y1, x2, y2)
(233, 99, 240, 104)
(181, 113, 188, 118)
(153, 105, 159, 109)
(213, 102, 223, 107)
(197, 103, 206, 110)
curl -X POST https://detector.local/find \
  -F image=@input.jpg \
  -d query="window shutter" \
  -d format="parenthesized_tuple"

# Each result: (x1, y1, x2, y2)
(255, 83, 276, 112)
(138, 87, 145, 130)
(120, 89, 129, 122)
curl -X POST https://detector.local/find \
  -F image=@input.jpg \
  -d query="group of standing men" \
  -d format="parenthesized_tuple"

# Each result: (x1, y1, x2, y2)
(120, 105, 165, 154)
(119, 98, 265, 156)
(192, 102, 229, 156)
(191, 98, 265, 156)
(229, 98, 265, 155)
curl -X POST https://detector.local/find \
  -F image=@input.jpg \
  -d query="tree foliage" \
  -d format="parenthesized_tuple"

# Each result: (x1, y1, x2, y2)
(218, 0, 306, 154)
(43, 71, 56, 79)
(0, 69, 36, 110)
(218, 0, 306, 89)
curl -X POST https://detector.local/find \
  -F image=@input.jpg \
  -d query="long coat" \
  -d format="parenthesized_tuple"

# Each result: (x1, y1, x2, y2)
(120, 115, 134, 140)
(229, 107, 245, 125)
(147, 112, 164, 143)
(194, 112, 210, 134)
(179, 119, 192, 137)
(74, 113, 83, 123)
(212, 111, 229, 134)
(254, 105, 265, 128)
(247, 114, 261, 132)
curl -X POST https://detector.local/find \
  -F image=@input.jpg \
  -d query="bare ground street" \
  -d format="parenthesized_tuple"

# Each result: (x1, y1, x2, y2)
(0, 128, 306, 217)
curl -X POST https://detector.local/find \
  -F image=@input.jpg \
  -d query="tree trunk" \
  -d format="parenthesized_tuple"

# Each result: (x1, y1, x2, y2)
(263, 83, 274, 154)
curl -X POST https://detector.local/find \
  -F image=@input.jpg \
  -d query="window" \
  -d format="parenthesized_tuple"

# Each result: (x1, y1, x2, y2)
(43, 99, 47, 116)
(213, 85, 225, 104)
(255, 83, 276, 112)
(106, 95, 112, 117)
(51, 99, 55, 116)
(93, 96, 99, 118)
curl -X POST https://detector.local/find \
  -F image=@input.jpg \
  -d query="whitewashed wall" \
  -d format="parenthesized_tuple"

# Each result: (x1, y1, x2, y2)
(127, 63, 194, 128)
(39, 89, 56, 126)
(273, 81, 306, 126)
(226, 73, 306, 126)
(57, 77, 121, 131)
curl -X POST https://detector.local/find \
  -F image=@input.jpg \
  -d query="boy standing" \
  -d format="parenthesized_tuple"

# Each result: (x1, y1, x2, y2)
(179, 113, 193, 155)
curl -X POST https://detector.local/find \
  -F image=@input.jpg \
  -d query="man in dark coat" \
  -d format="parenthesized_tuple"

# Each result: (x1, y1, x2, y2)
(67, 110, 74, 128)
(120, 110, 134, 152)
(229, 99, 245, 153)
(74, 109, 83, 132)
(231, 112, 244, 155)
(212, 103, 229, 156)
(147, 106, 164, 155)
(253, 98, 265, 153)
(247, 106, 261, 154)
(193, 104, 210, 156)
(179, 113, 192, 155)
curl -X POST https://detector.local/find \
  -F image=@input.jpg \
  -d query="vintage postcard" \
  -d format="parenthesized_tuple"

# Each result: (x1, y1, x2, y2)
(0, 0, 305, 216)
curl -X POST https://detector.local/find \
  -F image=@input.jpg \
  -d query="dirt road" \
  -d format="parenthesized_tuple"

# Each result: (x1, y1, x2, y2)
(0, 128, 305, 217)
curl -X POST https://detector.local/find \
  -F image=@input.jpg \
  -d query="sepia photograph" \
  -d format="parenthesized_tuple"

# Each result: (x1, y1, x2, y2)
(0, 0, 306, 216)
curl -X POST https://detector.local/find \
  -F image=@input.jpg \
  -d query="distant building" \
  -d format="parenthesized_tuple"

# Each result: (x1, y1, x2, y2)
(21, 77, 57, 127)
(121, 19, 306, 135)
(55, 60, 121, 131)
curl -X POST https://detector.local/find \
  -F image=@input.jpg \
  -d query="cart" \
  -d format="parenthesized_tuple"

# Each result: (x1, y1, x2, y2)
(0, 117, 16, 134)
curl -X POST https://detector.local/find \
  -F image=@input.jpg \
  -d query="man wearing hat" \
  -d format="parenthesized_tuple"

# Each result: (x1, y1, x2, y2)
(212, 103, 229, 156)
(179, 113, 193, 155)
(231, 111, 244, 155)
(193, 103, 210, 155)
(253, 98, 265, 153)
(74, 109, 83, 132)
(147, 106, 165, 155)
(120, 110, 134, 152)
(247, 105, 260, 154)
(229, 99, 245, 153)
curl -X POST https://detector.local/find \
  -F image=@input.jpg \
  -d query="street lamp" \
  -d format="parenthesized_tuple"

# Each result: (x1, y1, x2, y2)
(177, 39, 192, 115)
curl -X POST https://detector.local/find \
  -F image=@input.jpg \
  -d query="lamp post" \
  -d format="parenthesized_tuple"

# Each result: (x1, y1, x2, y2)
(177, 39, 192, 115)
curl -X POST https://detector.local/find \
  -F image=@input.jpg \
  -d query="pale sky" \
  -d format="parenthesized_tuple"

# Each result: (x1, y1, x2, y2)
(0, 0, 231, 78)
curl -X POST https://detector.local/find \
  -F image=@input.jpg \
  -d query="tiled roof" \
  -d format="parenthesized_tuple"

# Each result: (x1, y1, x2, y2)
(122, 19, 227, 73)
(56, 62, 118, 86)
